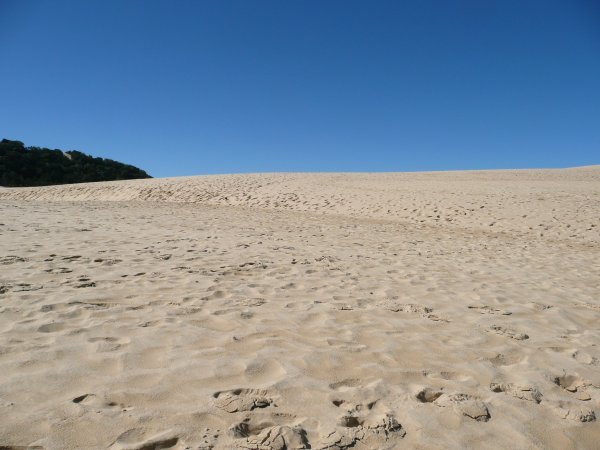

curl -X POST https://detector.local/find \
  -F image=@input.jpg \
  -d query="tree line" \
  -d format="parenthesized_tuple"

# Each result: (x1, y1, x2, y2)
(0, 139, 151, 187)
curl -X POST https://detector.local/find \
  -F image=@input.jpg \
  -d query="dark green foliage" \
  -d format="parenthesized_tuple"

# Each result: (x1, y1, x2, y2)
(0, 139, 151, 187)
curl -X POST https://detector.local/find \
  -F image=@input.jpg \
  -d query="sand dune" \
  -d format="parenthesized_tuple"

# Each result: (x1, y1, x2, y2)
(0, 168, 599, 449)
(1, 167, 599, 243)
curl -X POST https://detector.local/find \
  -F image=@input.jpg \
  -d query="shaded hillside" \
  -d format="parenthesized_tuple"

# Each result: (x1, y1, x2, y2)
(0, 139, 151, 186)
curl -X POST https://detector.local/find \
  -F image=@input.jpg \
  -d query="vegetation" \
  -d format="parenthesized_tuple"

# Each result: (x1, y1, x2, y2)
(0, 139, 151, 187)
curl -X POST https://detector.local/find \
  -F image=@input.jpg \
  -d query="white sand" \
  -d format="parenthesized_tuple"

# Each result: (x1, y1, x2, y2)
(0, 167, 599, 449)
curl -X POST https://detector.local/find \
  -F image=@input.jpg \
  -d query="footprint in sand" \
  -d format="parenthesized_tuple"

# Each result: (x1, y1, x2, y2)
(44, 267, 73, 274)
(110, 428, 179, 449)
(530, 302, 553, 311)
(549, 400, 596, 422)
(0, 255, 27, 265)
(37, 322, 65, 333)
(487, 325, 529, 340)
(377, 299, 449, 322)
(138, 320, 162, 328)
(318, 413, 405, 450)
(330, 397, 379, 415)
(433, 393, 491, 422)
(72, 393, 125, 410)
(554, 373, 587, 393)
(62, 255, 83, 262)
(486, 352, 524, 367)
(377, 299, 431, 314)
(328, 379, 362, 392)
(322, 388, 406, 449)
(468, 305, 512, 315)
(93, 258, 123, 265)
(88, 336, 130, 352)
(427, 371, 472, 382)
(554, 373, 592, 400)
(234, 298, 267, 308)
(230, 421, 309, 450)
(13, 283, 43, 292)
(490, 382, 542, 403)
(213, 388, 273, 413)
(415, 387, 444, 403)
(572, 350, 599, 366)
(203, 289, 229, 301)
(73, 276, 96, 288)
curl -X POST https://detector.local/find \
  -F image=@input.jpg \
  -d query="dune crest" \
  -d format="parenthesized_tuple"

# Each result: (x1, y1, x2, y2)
(1, 167, 599, 243)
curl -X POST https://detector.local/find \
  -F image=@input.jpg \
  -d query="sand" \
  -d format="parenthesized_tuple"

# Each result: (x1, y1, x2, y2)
(0, 167, 599, 449)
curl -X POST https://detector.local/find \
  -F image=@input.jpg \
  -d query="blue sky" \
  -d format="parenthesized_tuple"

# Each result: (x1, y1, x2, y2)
(1, 0, 599, 177)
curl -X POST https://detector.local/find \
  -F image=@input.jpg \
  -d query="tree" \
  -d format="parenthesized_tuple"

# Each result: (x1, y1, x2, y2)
(0, 139, 152, 187)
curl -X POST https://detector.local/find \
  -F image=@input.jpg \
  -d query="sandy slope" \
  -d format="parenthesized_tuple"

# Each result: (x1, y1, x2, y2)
(1, 167, 599, 244)
(0, 167, 599, 449)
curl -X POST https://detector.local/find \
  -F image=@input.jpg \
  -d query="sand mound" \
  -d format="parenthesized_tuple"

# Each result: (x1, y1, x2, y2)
(1, 167, 599, 243)
(1, 167, 599, 448)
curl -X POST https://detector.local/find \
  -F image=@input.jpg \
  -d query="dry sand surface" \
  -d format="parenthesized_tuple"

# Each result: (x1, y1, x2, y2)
(0, 167, 599, 449)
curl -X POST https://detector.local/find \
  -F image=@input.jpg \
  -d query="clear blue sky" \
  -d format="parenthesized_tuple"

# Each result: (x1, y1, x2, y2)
(1, 1, 599, 177)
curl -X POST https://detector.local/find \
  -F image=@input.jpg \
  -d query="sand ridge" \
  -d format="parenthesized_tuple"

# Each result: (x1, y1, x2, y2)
(1, 167, 599, 243)
(0, 168, 599, 449)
